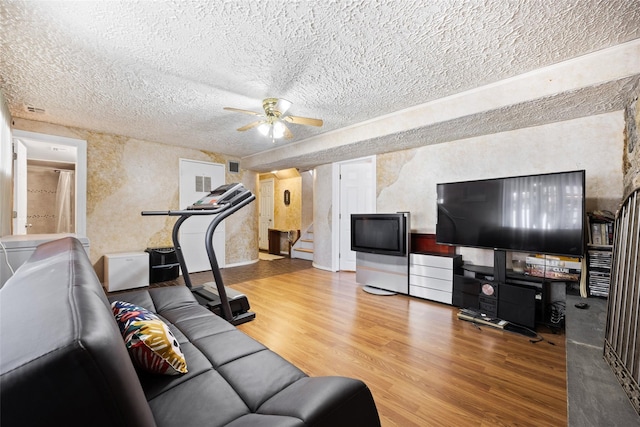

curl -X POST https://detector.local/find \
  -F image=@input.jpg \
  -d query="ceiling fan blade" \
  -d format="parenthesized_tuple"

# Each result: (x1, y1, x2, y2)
(223, 107, 263, 116)
(283, 123, 294, 139)
(283, 115, 323, 127)
(237, 120, 265, 131)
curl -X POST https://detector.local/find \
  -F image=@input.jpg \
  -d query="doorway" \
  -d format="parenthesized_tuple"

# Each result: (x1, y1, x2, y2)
(12, 130, 87, 236)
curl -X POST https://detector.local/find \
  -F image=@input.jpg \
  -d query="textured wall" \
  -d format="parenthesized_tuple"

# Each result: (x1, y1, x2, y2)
(273, 177, 301, 231)
(13, 119, 257, 280)
(623, 82, 640, 196)
(376, 112, 624, 266)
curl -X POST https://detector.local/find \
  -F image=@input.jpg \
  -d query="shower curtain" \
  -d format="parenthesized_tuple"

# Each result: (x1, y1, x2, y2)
(55, 170, 73, 233)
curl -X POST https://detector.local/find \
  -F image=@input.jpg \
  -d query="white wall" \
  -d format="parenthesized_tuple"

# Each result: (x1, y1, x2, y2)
(376, 111, 624, 266)
(311, 112, 625, 269)
(312, 163, 334, 270)
(0, 91, 13, 236)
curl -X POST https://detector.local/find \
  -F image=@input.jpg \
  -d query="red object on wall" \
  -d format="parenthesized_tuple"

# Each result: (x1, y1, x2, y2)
(410, 233, 455, 255)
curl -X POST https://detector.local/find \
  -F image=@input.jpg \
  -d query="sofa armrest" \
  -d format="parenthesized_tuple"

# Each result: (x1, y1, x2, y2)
(1, 237, 156, 427)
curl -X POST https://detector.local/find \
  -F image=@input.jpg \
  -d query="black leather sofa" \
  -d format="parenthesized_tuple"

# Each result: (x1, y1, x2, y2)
(0, 237, 380, 426)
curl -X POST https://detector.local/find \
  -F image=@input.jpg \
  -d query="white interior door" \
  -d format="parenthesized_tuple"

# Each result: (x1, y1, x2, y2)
(259, 179, 274, 250)
(179, 159, 225, 273)
(12, 140, 27, 235)
(339, 161, 375, 271)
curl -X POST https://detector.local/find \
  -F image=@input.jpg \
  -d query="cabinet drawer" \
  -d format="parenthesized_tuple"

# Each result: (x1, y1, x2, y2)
(410, 274, 453, 293)
(410, 253, 454, 269)
(410, 285, 452, 304)
(410, 264, 453, 281)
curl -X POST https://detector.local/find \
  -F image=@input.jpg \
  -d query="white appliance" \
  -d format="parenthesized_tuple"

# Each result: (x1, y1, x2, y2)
(0, 234, 90, 288)
(104, 252, 149, 292)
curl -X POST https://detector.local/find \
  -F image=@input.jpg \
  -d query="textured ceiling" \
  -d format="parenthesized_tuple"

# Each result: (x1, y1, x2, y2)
(1, 0, 640, 171)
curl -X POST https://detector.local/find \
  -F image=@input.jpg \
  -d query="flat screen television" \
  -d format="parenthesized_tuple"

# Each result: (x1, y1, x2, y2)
(436, 170, 585, 257)
(351, 213, 407, 257)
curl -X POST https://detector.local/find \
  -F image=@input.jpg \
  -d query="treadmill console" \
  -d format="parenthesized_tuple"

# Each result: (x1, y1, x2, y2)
(188, 183, 246, 210)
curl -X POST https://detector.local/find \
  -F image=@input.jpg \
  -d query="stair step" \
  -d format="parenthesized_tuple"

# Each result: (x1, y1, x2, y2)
(301, 239, 313, 243)
(294, 248, 314, 253)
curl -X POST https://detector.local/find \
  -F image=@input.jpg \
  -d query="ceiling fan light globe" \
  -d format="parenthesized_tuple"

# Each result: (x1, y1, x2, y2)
(272, 121, 286, 139)
(257, 123, 271, 136)
(276, 99, 292, 115)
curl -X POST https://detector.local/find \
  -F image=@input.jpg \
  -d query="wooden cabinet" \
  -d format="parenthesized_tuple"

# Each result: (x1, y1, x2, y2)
(409, 253, 462, 304)
(268, 228, 281, 255)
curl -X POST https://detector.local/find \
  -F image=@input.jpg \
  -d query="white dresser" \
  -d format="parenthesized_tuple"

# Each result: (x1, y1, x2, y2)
(409, 253, 462, 304)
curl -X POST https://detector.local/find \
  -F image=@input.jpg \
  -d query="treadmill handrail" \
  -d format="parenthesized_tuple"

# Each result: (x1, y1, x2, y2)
(203, 193, 256, 321)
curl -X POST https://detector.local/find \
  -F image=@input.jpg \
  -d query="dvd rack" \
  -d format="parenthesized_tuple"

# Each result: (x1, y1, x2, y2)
(586, 211, 614, 297)
(587, 249, 613, 297)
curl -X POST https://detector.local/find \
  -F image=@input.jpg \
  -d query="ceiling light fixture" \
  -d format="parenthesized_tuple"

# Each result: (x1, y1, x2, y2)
(257, 118, 287, 142)
(224, 98, 323, 143)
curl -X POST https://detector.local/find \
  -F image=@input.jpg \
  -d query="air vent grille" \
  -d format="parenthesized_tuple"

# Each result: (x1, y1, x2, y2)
(228, 161, 240, 174)
(24, 104, 45, 114)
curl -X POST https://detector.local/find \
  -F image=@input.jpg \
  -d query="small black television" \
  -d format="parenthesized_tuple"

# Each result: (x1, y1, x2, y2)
(351, 213, 407, 257)
(436, 170, 585, 257)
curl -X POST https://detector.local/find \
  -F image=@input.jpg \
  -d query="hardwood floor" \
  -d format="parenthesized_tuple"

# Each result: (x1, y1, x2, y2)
(227, 266, 567, 427)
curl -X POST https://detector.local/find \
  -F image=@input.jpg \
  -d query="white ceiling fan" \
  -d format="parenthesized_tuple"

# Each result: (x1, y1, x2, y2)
(224, 98, 323, 142)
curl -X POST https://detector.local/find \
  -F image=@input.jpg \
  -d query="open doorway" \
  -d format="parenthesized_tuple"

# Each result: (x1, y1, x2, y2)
(12, 130, 87, 235)
(258, 169, 304, 255)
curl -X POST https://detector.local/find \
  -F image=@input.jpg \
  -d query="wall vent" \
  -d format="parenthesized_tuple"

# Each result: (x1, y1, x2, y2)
(228, 161, 240, 174)
(24, 104, 45, 114)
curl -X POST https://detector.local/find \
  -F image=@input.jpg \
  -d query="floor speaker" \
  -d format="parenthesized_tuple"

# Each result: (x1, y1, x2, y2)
(452, 275, 480, 309)
(498, 283, 536, 329)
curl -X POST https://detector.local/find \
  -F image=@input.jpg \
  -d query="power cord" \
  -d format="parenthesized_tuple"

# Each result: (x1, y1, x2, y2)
(460, 309, 556, 345)
(0, 239, 15, 277)
(550, 301, 566, 327)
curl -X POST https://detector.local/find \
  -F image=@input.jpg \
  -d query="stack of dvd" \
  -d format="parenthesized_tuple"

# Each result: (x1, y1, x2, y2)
(588, 249, 612, 297)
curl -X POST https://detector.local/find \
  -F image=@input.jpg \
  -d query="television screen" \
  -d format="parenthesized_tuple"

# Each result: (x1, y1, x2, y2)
(436, 170, 585, 257)
(351, 213, 407, 257)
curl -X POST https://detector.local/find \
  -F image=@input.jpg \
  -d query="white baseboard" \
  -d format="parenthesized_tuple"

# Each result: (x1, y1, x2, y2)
(224, 258, 259, 268)
(312, 262, 337, 272)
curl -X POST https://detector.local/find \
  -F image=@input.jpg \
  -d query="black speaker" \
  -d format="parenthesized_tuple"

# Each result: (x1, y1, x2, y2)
(453, 275, 480, 308)
(498, 283, 536, 329)
(478, 280, 498, 317)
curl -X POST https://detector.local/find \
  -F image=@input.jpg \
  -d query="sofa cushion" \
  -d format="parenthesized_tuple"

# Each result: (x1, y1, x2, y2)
(111, 286, 381, 427)
(112, 300, 188, 375)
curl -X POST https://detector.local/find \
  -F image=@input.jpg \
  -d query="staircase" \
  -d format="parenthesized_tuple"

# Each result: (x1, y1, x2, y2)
(291, 224, 314, 261)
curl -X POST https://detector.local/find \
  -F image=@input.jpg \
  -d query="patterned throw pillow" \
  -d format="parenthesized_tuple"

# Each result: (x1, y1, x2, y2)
(111, 300, 188, 375)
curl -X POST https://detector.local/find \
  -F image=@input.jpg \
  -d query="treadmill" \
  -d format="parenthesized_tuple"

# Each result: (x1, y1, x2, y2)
(142, 183, 256, 325)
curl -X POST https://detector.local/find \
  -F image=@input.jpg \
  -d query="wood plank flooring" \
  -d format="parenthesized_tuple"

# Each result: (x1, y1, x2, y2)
(228, 267, 567, 427)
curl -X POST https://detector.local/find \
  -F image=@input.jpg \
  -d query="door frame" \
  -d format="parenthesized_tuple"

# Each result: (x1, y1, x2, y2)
(331, 156, 376, 271)
(12, 139, 27, 234)
(12, 130, 87, 236)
